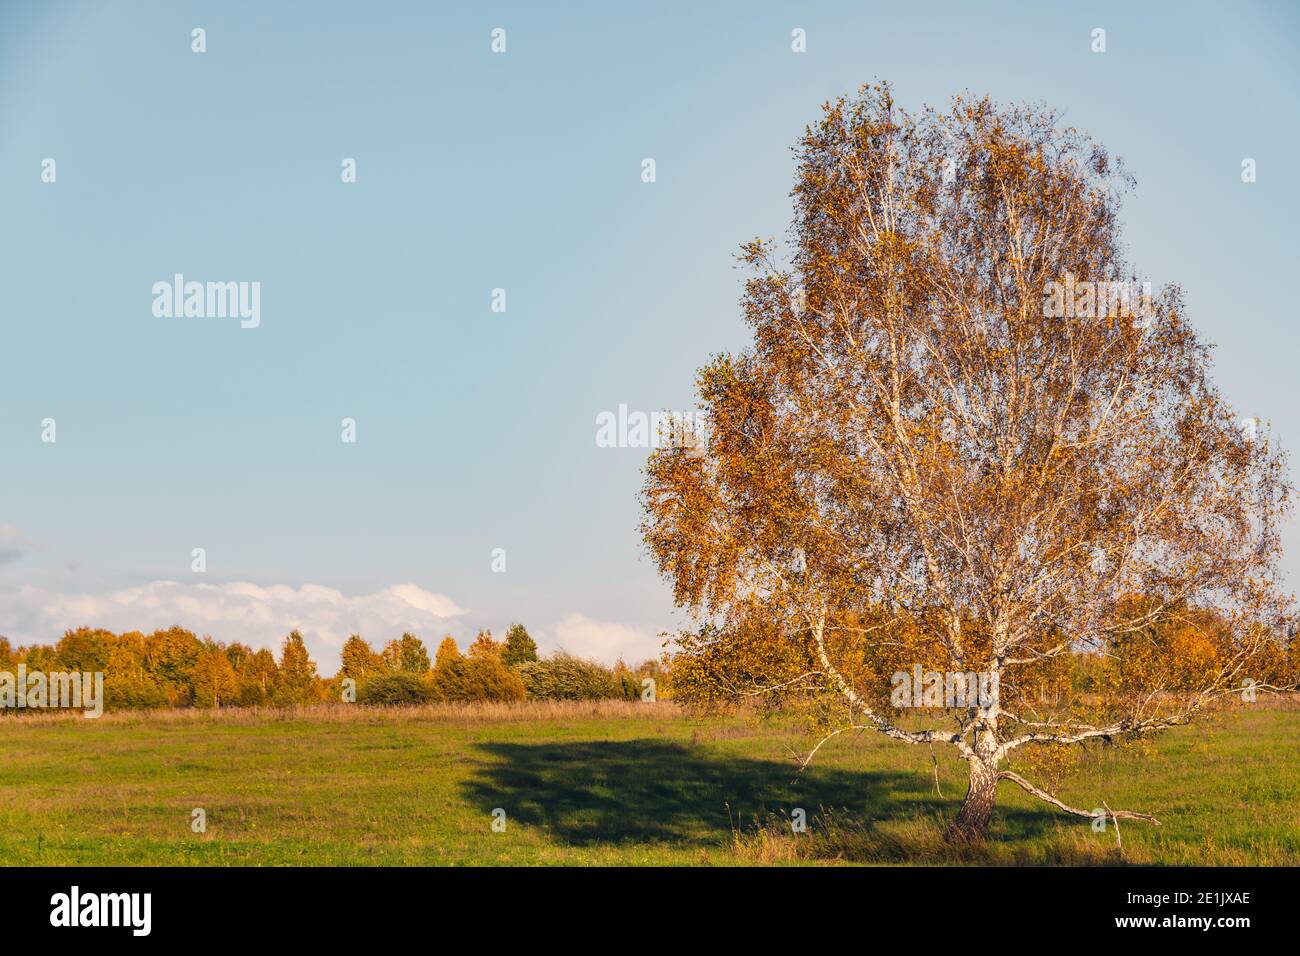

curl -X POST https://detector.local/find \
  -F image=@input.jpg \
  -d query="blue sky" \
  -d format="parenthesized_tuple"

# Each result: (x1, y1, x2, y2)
(1, 0, 1297, 670)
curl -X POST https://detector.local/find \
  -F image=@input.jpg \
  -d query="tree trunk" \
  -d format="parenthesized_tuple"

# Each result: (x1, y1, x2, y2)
(945, 758, 999, 843)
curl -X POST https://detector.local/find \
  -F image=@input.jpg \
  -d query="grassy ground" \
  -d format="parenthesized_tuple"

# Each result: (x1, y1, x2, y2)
(0, 699, 1295, 865)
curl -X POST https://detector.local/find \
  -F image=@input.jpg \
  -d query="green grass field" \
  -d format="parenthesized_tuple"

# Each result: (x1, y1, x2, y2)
(0, 699, 1296, 866)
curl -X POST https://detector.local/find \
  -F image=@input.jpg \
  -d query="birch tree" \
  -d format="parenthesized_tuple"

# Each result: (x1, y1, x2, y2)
(641, 84, 1293, 842)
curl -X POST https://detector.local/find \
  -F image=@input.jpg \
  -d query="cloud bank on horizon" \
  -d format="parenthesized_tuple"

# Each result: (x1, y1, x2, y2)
(0, 579, 663, 671)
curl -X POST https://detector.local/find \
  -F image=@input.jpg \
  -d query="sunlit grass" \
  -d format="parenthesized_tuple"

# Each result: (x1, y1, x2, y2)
(0, 698, 1294, 865)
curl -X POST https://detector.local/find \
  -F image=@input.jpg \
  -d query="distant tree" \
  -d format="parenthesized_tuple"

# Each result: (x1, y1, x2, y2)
(224, 642, 253, 673)
(429, 636, 470, 702)
(463, 631, 526, 701)
(464, 654, 527, 702)
(144, 627, 204, 706)
(392, 632, 434, 676)
(611, 660, 642, 700)
(426, 636, 450, 666)
(467, 658, 527, 702)
(54, 627, 114, 672)
(104, 632, 168, 711)
(468, 629, 503, 660)
(236, 648, 280, 706)
(193, 648, 238, 707)
(22, 644, 60, 673)
(502, 624, 539, 666)
(340, 635, 388, 680)
(0, 637, 19, 670)
(275, 631, 319, 705)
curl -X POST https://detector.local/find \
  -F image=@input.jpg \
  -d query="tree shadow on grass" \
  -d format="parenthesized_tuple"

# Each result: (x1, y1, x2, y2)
(460, 738, 1057, 853)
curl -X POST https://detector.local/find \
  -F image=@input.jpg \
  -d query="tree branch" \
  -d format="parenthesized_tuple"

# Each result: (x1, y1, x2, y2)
(998, 770, 1160, 826)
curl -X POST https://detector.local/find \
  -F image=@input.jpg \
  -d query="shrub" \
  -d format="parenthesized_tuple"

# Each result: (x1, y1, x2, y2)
(357, 673, 433, 706)
(104, 678, 169, 711)
(617, 669, 642, 701)
(517, 653, 621, 701)
(462, 653, 527, 702)
(427, 637, 526, 703)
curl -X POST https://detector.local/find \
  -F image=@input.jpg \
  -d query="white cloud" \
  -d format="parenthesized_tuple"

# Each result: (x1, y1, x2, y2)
(0, 580, 467, 671)
(0, 580, 668, 673)
(543, 612, 663, 665)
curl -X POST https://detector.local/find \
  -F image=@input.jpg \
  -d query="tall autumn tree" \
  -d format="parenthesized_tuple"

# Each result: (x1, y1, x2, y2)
(54, 627, 114, 673)
(236, 647, 280, 706)
(502, 623, 539, 666)
(0, 637, 17, 671)
(144, 626, 204, 706)
(468, 629, 501, 659)
(465, 632, 527, 702)
(429, 636, 470, 701)
(641, 84, 1292, 842)
(340, 634, 387, 680)
(382, 633, 432, 675)
(275, 630, 319, 705)
(193, 648, 238, 708)
(104, 631, 168, 710)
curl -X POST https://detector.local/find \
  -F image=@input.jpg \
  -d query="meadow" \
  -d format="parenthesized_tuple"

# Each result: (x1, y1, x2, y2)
(0, 699, 1296, 866)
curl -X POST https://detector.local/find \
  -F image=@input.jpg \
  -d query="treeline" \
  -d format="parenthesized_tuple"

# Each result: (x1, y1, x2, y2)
(0, 623, 670, 712)
(667, 600, 1300, 710)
